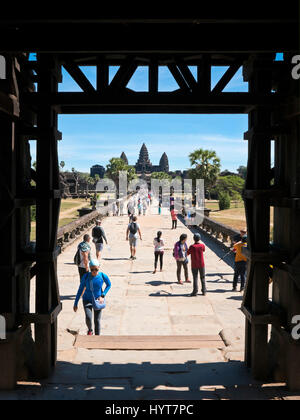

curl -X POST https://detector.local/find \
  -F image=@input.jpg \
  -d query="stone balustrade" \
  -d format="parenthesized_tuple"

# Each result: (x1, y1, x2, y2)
(57, 210, 101, 251)
(198, 216, 240, 250)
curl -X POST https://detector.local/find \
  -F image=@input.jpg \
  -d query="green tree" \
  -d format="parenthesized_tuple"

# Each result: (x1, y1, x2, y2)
(151, 172, 172, 182)
(214, 175, 245, 201)
(188, 149, 221, 198)
(219, 192, 231, 210)
(60, 161, 65, 171)
(106, 158, 137, 190)
(94, 174, 100, 183)
(237, 165, 247, 180)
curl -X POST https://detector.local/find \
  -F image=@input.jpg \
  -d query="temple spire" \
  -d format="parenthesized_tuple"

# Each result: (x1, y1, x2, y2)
(120, 152, 128, 165)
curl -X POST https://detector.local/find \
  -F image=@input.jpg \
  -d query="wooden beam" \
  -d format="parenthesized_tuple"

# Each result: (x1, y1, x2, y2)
(197, 54, 211, 93)
(23, 91, 280, 110)
(96, 59, 109, 91)
(177, 64, 198, 91)
(211, 62, 242, 93)
(149, 62, 158, 93)
(109, 59, 138, 89)
(63, 62, 95, 93)
(167, 64, 190, 91)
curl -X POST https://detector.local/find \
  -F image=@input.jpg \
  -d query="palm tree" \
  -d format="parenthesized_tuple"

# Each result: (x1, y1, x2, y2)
(188, 148, 221, 199)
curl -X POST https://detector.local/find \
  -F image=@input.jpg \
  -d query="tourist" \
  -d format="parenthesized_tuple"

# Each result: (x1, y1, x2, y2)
(170, 194, 175, 208)
(173, 234, 191, 284)
(73, 259, 111, 336)
(119, 200, 124, 216)
(233, 227, 247, 244)
(232, 235, 247, 292)
(188, 233, 206, 296)
(76, 234, 92, 281)
(171, 208, 178, 229)
(127, 200, 135, 222)
(92, 220, 108, 260)
(137, 199, 142, 216)
(158, 201, 162, 215)
(126, 215, 142, 260)
(142, 200, 147, 216)
(153, 231, 164, 273)
(112, 201, 118, 216)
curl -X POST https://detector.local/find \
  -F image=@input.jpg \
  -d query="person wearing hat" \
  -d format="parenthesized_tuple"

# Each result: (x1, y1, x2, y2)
(232, 235, 247, 292)
(188, 233, 206, 296)
(73, 259, 111, 336)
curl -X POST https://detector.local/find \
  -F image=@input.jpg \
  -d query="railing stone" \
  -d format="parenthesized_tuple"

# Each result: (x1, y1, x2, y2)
(57, 210, 102, 252)
(197, 216, 240, 251)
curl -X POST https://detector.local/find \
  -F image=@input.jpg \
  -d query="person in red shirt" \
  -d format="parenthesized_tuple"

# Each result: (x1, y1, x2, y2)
(187, 233, 206, 296)
(170, 208, 178, 229)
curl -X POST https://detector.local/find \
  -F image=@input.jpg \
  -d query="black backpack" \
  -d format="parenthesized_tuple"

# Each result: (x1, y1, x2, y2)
(129, 222, 138, 235)
(93, 226, 103, 240)
(74, 248, 81, 266)
(74, 244, 91, 266)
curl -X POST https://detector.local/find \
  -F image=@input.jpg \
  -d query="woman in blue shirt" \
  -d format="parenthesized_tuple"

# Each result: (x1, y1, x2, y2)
(73, 259, 111, 336)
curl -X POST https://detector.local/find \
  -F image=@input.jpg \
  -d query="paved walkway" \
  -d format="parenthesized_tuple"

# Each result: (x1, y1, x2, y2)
(1, 206, 300, 400)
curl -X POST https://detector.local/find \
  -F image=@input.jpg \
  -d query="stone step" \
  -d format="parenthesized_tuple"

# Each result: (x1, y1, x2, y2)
(74, 335, 224, 350)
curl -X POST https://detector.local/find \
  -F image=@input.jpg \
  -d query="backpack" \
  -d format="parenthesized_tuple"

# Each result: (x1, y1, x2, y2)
(74, 244, 91, 266)
(74, 248, 81, 266)
(93, 226, 103, 240)
(129, 222, 138, 235)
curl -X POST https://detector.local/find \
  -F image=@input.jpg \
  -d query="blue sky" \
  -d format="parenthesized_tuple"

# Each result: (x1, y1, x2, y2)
(29, 54, 283, 173)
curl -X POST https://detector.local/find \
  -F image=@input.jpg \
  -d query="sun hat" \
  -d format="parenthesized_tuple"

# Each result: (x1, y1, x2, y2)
(89, 259, 100, 267)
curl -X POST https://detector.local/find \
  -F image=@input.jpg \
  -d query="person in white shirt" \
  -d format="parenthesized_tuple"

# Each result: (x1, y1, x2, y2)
(153, 231, 165, 273)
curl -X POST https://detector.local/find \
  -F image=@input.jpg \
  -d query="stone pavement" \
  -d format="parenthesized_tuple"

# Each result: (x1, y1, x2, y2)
(1, 206, 300, 400)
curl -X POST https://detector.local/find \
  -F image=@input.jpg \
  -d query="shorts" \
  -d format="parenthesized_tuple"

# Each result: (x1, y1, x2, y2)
(129, 236, 138, 247)
(95, 243, 104, 252)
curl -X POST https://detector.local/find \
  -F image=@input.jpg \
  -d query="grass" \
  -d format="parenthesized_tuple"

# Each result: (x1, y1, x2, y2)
(208, 201, 274, 234)
(30, 198, 91, 240)
(60, 198, 88, 212)
(59, 217, 78, 227)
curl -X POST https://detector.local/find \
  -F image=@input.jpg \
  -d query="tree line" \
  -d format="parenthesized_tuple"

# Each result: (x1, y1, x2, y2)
(45, 151, 247, 210)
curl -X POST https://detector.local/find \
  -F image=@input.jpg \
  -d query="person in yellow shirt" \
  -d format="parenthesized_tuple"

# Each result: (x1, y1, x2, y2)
(232, 235, 247, 292)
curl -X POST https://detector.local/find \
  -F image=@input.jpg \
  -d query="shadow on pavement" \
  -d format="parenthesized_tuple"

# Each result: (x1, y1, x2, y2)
(1, 360, 296, 400)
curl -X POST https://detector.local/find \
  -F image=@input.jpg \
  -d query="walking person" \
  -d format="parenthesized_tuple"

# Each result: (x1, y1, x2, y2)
(76, 234, 91, 281)
(188, 233, 206, 296)
(112, 201, 117, 216)
(126, 216, 142, 260)
(92, 220, 108, 260)
(73, 259, 111, 336)
(171, 208, 178, 229)
(142, 200, 147, 216)
(137, 199, 142, 216)
(153, 231, 164, 273)
(158, 201, 162, 215)
(173, 234, 191, 285)
(232, 235, 247, 292)
(127, 200, 135, 222)
(119, 200, 124, 216)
